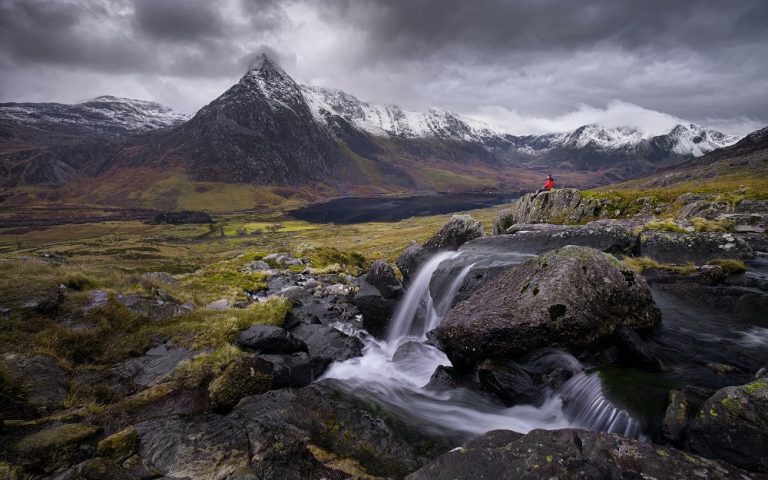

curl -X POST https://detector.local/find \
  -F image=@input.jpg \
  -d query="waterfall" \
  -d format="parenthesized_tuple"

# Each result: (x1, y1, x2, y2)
(322, 250, 646, 443)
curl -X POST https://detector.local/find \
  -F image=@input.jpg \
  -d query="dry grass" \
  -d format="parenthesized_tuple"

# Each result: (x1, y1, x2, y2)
(622, 257, 697, 274)
(691, 217, 734, 232)
(643, 219, 688, 234)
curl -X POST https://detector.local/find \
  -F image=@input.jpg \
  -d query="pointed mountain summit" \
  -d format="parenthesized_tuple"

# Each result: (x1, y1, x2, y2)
(161, 55, 343, 185)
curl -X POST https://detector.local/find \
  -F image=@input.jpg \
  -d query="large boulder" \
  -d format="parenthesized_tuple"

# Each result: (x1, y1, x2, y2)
(258, 352, 329, 388)
(289, 324, 364, 363)
(397, 214, 483, 285)
(406, 428, 764, 480)
(236, 325, 308, 354)
(207, 355, 273, 412)
(641, 230, 754, 264)
(468, 220, 640, 256)
(434, 246, 661, 369)
(134, 414, 251, 479)
(229, 380, 450, 478)
(686, 378, 768, 472)
(353, 260, 404, 337)
(492, 188, 603, 233)
(475, 359, 539, 406)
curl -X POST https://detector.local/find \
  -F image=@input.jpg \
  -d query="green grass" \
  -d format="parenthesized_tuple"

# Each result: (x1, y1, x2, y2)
(706, 258, 747, 275)
(643, 219, 688, 234)
(692, 217, 734, 232)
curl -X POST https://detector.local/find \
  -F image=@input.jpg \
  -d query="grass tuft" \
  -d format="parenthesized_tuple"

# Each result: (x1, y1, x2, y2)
(706, 259, 747, 275)
(622, 257, 697, 274)
(691, 217, 734, 233)
(643, 219, 688, 234)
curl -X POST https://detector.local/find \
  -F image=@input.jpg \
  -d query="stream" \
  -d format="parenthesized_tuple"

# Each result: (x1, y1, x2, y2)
(321, 247, 768, 445)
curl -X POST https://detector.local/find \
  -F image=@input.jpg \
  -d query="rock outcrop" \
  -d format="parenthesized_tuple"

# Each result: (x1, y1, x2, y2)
(353, 260, 404, 337)
(492, 189, 604, 233)
(397, 214, 484, 284)
(434, 246, 661, 369)
(686, 378, 768, 473)
(406, 428, 764, 480)
(641, 230, 754, 263)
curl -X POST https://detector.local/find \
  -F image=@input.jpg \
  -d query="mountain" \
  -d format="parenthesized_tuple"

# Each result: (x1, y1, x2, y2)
(0, 96, 188, 150)
(0, 54, 746, 211)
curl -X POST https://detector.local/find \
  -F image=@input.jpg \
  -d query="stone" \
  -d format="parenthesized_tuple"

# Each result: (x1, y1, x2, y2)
(237, 325, 308, 354)
(258, 352, 329, 388)
(1, 353, 67, 413)
(468, 220, 640, 256)
(290, 324, 364, 363)
(686, 378, 768, 472)
(240, 260, 271, 273)
(50, 458, 138, 480)
(96, 426, 139, 463)
(112, 343, 196, 391)
(354, 260, 404, 337)
(476, 359, 539, 406)
(491, 188, 604, 233)
(423, 214, 484, 251)
(15, 423, 101, 456)
(435, 246, 661, 369)
(205, 298, 230, 311)
(612, 325, 663, 371)
(135, 414, 251, 479)
(406, 428, 763, 480)
(115, 292, 193, 321)
(207, 355, 273, 412)
(641, 230, 754, 264)
(396, 241, 429, 286)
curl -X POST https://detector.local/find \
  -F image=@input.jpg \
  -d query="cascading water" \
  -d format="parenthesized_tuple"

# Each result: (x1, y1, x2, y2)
(322, 249, 645, 443)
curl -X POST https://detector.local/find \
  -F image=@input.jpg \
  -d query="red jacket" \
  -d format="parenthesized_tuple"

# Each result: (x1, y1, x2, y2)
(544, 178, 555, 190)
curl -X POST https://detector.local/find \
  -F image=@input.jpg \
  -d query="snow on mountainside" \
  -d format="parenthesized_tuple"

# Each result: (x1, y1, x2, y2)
(300, 84, 738, 158)
(301, 85, 502, 142)
(0, 96, 188, 137)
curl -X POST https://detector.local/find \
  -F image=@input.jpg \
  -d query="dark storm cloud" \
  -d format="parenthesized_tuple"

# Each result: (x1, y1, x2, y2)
(0, 0, 289, 76)
(0, 0, 765, 133)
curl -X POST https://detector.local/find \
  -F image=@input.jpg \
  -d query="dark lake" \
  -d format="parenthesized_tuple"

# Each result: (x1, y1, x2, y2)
(289, 192, 519, 224)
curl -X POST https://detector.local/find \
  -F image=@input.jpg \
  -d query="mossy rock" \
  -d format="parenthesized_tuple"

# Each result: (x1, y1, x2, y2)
(96, 426, 138, 462)
(15, 423, 101, 455)
(208, 356, 273, 412)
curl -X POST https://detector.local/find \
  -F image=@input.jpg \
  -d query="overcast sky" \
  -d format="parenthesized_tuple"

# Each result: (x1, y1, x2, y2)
(1, 0, 766, 135)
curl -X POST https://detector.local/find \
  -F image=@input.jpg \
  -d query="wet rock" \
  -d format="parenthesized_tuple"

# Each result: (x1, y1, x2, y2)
(208, 355, 273, 412)
(259, 352, 329, 388)
(135, 414, 251, 479)
(112, 343, 196, 391)
(423, 214, 484, 251)
(229, 380, 450, 478)
(397, 215, 483, 285)
(1, 353, 67, 413)
(686, 378, 768, 472)
(237, 325, 308, 354)
(51, 457, 138, 480)
(290, 324, 363, 363)
(468, 220, 640, 256)
(397, 241, 429, 286)
(612, 325, 663, 371)
(14, 423, 101, 460)
(424, 365, 467, 392)
(476, 359, 539, 406)
(706, 362, 743, 375)
(248, 424, 348, 480)
(406, 428, 763, 480)
(661, 386, 713, 446)
(96, 426, 138, 463)
(641, 230, 754, 264)
(492, 188, 604, 233)
(435, 246, 661, 369)
(354, 260, 403, 337)
(140, 272, 175, 285)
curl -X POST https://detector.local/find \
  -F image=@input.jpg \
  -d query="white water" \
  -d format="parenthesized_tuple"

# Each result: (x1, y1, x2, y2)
(322, 250, 644, 442)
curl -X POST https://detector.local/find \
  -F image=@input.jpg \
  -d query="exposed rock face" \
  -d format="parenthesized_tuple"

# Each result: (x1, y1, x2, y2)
(134, 415, 252, 479)
(406, 428, 764, 480)
(51, 457, 138, 480)
(1, 353, 67, 414)
(397, 214, 484, 284)
(641, 231, 754, 264)
(289, 324, 364, 363)
(353, 260, 404, 337)
(435, 246, 661, 369)
(662, 386, 713, 446)
(258, 352, 328, 388)
(229, 380, 450, 478)
(492, 189, 604, 233)
(468, 220, 640, 256)
(686, 378, 768, 472)
(476, 359, 539, 406)
(207, 356, 273, 412)
(236, 325, 308, 354)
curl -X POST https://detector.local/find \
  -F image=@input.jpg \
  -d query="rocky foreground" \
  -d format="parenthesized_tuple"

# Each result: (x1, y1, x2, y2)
(1, 189, 767, 479)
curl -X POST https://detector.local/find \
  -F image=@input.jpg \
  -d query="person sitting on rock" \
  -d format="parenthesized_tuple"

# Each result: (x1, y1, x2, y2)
(535, 175, 555, 195)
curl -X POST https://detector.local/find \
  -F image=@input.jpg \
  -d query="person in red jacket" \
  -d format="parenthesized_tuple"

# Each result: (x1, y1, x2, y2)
(536, 175, 555, 195)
